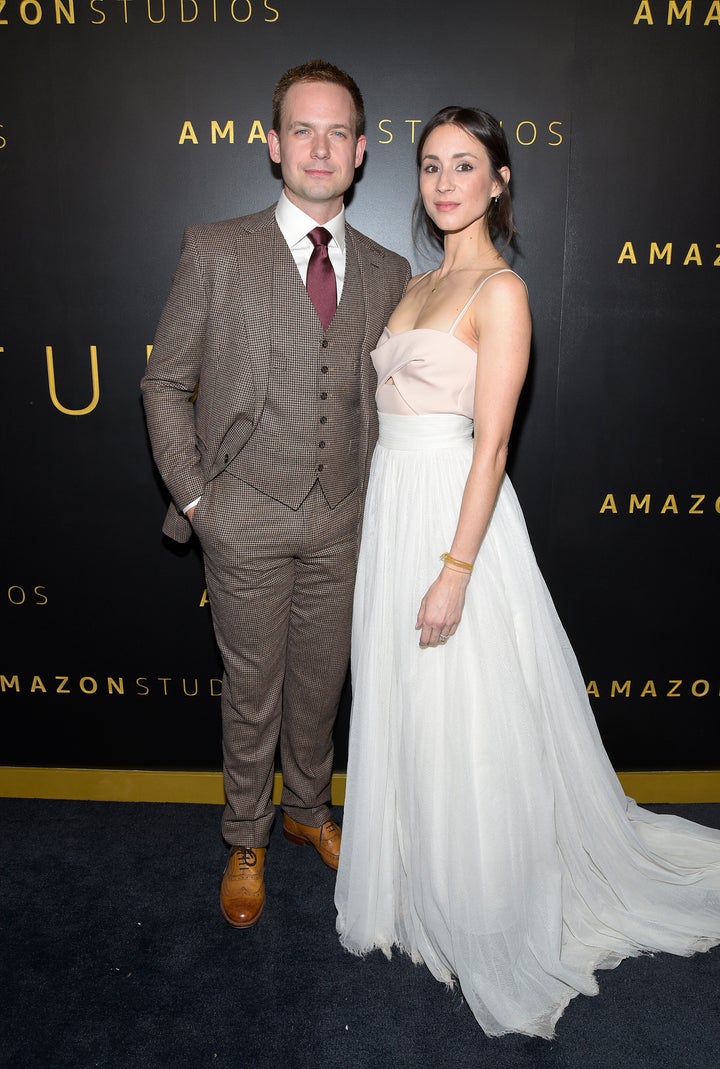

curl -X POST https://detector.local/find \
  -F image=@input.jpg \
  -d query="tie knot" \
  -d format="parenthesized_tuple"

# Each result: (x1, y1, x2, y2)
(307, 226, 332, 250)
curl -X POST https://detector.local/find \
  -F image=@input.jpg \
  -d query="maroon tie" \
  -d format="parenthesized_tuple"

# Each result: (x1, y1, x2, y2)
(306, 227, 337, 330)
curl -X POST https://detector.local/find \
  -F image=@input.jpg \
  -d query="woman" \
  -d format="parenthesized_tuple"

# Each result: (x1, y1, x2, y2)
(335, 106, 720, 1039)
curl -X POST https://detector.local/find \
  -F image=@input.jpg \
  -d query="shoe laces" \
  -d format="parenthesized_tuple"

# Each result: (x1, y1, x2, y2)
(236, 847, 258, 869)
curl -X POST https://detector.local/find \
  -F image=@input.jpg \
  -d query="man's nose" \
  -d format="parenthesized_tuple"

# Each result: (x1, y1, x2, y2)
(311, 135, 331, 158)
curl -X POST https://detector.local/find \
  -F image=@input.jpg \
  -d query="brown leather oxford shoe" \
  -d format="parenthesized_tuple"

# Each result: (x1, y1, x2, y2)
(220, 846, 266, 928)
(282, 814, 342, 871)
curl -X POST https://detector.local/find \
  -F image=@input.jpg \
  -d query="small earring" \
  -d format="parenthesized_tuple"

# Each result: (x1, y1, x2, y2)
(494, 194, 501, 204)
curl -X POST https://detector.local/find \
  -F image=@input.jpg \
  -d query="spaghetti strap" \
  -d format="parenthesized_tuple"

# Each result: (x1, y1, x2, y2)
(448, 269, 522, 336)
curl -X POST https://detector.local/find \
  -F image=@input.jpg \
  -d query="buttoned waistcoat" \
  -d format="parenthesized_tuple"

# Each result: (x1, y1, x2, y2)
(141, 205, 411, 543)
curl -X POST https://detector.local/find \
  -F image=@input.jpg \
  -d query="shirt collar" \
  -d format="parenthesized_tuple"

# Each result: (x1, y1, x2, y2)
(276, 190, 346, 253)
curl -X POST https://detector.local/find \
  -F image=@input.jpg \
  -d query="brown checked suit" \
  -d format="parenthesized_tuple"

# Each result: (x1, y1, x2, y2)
(141, 205, 410, 847)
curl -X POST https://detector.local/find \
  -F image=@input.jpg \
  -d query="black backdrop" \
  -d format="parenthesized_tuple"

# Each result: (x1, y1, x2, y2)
(2, 0, 719, 773)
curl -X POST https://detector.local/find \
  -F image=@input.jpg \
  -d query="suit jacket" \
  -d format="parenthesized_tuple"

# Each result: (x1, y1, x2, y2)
(141, 205, 411, 543)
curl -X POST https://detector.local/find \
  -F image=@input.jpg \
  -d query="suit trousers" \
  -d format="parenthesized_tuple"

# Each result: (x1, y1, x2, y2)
(192, 473, 360, 848)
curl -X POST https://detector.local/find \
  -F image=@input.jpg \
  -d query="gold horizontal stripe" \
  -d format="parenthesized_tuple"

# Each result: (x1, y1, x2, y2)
(2, 768, 720, 805)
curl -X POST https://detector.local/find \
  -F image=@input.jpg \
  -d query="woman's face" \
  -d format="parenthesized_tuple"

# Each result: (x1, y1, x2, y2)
(418, 123, 507, 236)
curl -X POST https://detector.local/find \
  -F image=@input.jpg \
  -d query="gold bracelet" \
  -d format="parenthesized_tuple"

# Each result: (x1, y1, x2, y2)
(440, 552, 473, 573)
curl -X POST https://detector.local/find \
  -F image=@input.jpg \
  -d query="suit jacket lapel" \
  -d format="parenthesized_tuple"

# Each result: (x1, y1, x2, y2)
(346, 224, 391, 359)
(233, 208, 276, 424)
(344, 225, 385, 494)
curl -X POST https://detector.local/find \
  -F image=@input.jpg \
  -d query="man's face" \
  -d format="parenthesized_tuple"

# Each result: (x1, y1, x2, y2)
(268, 80, 366, 221)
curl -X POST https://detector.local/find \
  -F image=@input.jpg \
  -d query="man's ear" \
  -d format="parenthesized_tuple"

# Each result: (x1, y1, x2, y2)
(354, 134, 367, 168)
(268, 129, 281, 165)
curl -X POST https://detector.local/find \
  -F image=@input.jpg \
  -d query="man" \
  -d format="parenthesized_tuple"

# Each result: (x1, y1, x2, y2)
(141, 60, 411, 928)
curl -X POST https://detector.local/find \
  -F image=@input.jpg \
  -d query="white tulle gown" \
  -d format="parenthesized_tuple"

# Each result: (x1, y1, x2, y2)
(335, 271, 720, 1039)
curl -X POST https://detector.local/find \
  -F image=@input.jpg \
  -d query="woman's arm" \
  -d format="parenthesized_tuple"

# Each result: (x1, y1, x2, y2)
(415, 271, 531, 647)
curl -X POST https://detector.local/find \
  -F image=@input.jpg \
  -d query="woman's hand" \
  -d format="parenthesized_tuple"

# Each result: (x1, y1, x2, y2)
(416, 567, 471, 648)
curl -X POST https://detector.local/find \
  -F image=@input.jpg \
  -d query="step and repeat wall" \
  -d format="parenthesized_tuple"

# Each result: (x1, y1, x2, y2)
(2, 1, 718, 773)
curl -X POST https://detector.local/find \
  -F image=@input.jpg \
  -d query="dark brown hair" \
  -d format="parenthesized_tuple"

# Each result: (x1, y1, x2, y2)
(413, 106, 516, 252)
(271, 60, 365, 138)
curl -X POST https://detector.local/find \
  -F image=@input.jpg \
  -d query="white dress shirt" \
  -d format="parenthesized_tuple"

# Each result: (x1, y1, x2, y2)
(275, 189, 346, 303)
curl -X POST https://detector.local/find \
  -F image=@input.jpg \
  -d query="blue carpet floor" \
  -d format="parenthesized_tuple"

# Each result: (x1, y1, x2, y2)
(1, 798, 719, 1069)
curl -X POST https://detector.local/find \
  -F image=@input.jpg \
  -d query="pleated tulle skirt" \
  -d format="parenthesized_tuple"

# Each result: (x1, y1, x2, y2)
(335, 413, 720, 1039)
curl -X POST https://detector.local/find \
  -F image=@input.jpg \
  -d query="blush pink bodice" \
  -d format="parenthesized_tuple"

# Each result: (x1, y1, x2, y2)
(374, 327, 477, 416)
(373, 268, 522, 417)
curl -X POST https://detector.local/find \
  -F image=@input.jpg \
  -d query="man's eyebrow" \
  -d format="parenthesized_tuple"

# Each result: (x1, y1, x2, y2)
(288, 120, 353, 130)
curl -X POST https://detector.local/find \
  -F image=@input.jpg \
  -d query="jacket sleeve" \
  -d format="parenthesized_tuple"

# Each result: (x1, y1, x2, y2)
(140, 228, 208, 515)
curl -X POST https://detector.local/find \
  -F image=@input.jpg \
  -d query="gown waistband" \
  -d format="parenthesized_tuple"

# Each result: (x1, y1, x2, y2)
(377, 412, 473, 451)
